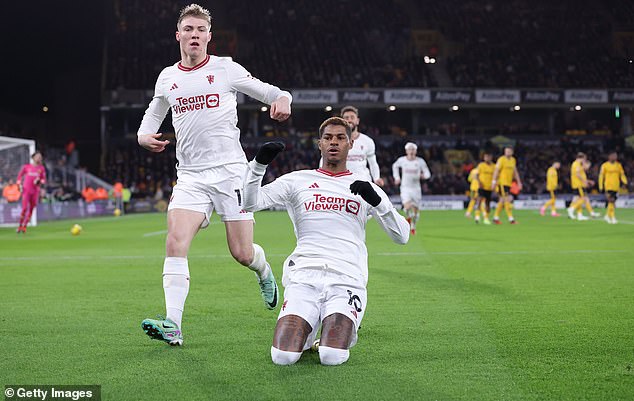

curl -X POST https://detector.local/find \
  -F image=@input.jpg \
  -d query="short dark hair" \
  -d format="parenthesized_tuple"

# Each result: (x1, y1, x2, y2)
(340, 105, 359, 117)
(31, 151, 42, 158)
(319, 117, 351, 138)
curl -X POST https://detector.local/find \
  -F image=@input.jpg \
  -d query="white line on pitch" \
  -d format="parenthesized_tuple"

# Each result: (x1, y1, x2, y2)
(142, 230, 168, 237)
(376, 249, 630, 256)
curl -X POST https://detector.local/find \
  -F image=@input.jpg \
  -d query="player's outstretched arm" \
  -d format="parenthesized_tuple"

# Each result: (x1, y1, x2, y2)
(350, 181, 409, 244)
(391, 160, 401, 186)
(228, 61, 292, 121)
(244, 142, 290, 212)
(255, 142, 285, 165)
(420, 158, 432, 180)
(269, 96, 291, 122)
(598, 166, 605, 192)
(138, 134, 170, 153)
(367, 155, 383, 186)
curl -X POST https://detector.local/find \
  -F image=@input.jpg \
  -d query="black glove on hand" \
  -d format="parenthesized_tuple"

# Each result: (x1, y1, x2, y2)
(350, 180, 381, 207)
(255, 142, 285, 165)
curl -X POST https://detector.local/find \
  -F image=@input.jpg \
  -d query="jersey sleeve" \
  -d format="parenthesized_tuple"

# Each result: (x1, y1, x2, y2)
(227, 61, 292, 105)
(243, 160, 293, 211)
(39, 166, 47, 185)
(419, 158, 431, 179)
(392, 158, 402, 180)
(620, 163, 628, 185)
(367, 154, 380, 181)
(370, 183, 410, 244)
(16, 165, 26, 183)
(598, 164, 606, 190)
(138, 70, 170, 136)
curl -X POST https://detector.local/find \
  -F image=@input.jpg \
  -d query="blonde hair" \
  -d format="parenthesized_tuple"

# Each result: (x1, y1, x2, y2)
(177, 4, 212, 30)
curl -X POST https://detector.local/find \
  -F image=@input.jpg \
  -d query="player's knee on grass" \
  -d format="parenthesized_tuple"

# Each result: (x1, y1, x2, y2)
(319, 346, 350, 366)
(271, 347, 302, 365)
(321, 313, 355, 349)
(273, 315, 312, 352)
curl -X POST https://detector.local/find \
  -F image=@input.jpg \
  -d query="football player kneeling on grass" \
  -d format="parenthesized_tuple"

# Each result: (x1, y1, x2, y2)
(243, 117, 410, 366)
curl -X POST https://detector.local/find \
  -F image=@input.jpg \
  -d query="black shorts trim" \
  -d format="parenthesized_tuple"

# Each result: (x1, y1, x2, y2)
(606, 191, 618, 200)
(478, 189, 492, 201)
(497, 185, 511, 196)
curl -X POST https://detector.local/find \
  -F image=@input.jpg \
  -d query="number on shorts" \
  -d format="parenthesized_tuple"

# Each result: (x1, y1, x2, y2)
(235, 189, 242, 206)
(347, 290, 363, 312)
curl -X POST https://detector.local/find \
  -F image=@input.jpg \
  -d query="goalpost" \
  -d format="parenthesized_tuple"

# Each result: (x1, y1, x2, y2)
(0, 136, 37, 227)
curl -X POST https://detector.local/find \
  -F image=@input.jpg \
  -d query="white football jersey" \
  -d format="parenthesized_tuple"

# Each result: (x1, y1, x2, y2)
(392, 156, 431, 189)
(244, 162, 410, 286)
(319, 133, 380, 181)
(138, 55, 292, 172)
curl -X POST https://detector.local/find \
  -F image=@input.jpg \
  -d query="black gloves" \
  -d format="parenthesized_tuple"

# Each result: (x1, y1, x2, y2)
(255, 142, 285, 165)
(350, 180, 381, 207)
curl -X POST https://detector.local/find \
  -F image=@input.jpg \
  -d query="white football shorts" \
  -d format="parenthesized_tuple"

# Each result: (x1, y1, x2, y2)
(400, 186, 422, 207)
(168, 162, 253, 227)
(278, 268, 367, 350)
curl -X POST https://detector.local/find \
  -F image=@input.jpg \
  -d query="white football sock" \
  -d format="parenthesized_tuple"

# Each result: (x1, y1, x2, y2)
(319, 346, 350, 366)
(271, 347, 302, 365)
(412, 211, 420, 229)
(163, 257, 190, 329)
(248, 243, 271, 280)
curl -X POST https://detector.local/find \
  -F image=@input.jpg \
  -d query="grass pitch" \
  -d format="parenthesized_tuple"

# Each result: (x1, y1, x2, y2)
(1, 210, 633, 400)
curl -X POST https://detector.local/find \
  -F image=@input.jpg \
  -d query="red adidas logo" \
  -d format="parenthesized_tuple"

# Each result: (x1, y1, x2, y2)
(308, 182, 319, 189)
(169, 83, 178, 91)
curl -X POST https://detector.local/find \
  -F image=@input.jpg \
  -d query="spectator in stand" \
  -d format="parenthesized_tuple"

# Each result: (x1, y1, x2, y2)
(95, 187, 109, 200)
(82, 186, 96, 203)
(3, 180, 21, 203)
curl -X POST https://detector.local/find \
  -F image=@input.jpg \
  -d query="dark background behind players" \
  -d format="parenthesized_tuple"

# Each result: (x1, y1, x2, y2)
(0, 0, 632, 197)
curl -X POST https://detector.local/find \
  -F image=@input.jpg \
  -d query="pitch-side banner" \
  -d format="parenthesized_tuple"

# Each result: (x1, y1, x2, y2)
(475, 89, 521, 103)
(610, 90, 634, 103)
(522, 90, 563, 103)
(384, 89, 431, 104)
(564, 90, 608, 103)
(513, 199, 566, 210)
(291, 90, 338, 104)
(339, 90, 383, 103)
(432, 90, 474, 103)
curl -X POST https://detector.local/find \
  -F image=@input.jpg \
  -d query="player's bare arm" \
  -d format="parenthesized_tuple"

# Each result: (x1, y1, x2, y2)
(492, 167, 500, 191)
(270, 96, 291, 122)
(138, 133, 170, 153)
(513, 168, 522, 190)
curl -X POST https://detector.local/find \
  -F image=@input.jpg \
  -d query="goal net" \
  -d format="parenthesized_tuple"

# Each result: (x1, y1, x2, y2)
(0, 136, 36, 227)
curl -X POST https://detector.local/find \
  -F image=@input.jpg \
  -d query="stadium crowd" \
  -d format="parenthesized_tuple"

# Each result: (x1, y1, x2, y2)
(105, 0, 633, 90)
(91, 133, 634, 200)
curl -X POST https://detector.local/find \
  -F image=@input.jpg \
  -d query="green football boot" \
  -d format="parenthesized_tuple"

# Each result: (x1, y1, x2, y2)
(257, 266, 279, 310)
(141, 316, 183, 346)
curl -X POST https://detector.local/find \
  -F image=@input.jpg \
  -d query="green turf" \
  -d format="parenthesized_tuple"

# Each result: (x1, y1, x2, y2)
(1, 210, 633, 400)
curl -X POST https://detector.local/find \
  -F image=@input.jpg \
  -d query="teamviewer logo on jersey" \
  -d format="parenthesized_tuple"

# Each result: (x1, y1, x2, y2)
(172, 94, 220, 114)
(304, 194, 360, 215)
(206, 94, 219, 108)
